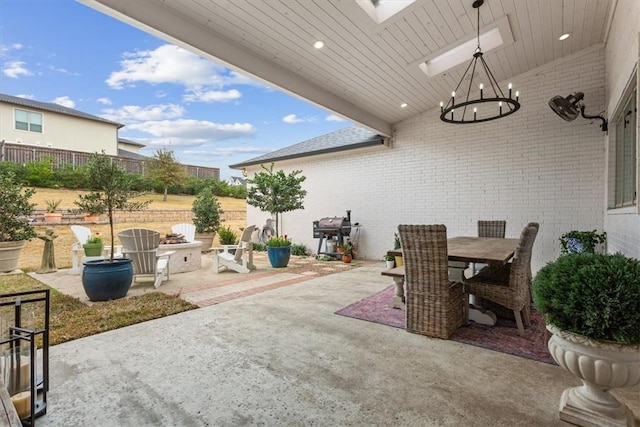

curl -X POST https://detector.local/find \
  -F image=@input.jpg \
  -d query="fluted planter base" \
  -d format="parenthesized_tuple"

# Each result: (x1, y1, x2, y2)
(547, 325, 640, 427)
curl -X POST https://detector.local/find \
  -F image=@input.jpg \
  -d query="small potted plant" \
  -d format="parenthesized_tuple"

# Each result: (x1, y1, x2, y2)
(192, 186, 223, 251)
(266, 235, 291, 268)
(0, 171, 37, 272)
(383, 254, 395, 269)
(337, 242, 355, 263)
(393, 232, 403, 267)
(533, 253, 640, 425)
(559, 229, 606, 254)
(74, 192, 104, 222)
(83, 232, 103, 256)
(44, 199, 62, 223)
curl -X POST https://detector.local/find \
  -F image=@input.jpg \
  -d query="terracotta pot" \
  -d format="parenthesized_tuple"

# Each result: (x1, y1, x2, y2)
(83, 215, 100, 222)
(44, 213, 62, 223)
(342, 254, 352, 263)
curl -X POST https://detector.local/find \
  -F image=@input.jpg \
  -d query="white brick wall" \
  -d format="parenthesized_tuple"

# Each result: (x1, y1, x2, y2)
(247, 45, 609, 273)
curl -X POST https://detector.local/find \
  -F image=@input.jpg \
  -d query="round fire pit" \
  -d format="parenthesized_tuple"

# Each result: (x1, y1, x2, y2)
(159, 241, 202, 273)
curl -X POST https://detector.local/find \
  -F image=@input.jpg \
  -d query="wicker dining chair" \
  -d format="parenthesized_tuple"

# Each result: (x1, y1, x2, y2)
(477, 220, 506, 238)
(473, 220, 507, 275)
(398, 224, 465, 339)
(463, 223, 539, 336)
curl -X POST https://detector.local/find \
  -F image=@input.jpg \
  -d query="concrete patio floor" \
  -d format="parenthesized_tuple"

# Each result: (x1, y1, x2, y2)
(29, 258, 640, 426)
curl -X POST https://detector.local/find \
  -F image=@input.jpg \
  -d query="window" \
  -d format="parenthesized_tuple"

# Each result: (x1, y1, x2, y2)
(612, 89, 637, 207)
(14, 109, 43, 133)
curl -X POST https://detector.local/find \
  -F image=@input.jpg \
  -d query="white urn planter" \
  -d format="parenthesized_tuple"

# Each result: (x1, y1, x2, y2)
(547, 325, 640, 427)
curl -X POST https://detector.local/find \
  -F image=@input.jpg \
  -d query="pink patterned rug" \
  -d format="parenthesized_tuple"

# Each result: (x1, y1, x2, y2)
(336, 286, 555, 364)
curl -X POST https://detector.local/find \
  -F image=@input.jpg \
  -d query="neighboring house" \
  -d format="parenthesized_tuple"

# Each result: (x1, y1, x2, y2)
(118, 137, 145, 155)
(0, 92, 122, 156)
(227, 176, 246, 186)
(84, 1, 639, 272)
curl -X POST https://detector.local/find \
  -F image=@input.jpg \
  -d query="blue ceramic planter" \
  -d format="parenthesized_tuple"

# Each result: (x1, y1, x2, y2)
(267, 246, 291, 268)
(82, 258, 134, 301)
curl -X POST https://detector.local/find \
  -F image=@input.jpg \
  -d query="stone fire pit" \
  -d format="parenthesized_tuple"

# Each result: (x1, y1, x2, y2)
(159, 234, 202, 273)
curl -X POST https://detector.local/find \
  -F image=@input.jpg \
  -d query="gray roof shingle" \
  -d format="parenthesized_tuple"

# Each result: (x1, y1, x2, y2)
(0, 93, 124, 128)
(229, 126, 383, 169)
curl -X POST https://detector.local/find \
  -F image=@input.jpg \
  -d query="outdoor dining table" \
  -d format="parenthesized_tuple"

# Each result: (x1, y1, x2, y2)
(381, 236, 520, 325)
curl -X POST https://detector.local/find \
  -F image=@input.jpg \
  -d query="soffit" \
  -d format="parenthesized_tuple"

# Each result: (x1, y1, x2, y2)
(81, 0, 613, 136)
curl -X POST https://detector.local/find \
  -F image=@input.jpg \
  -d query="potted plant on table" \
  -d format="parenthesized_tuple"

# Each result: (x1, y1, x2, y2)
(383, 254, 395, 269)
(191, 186, 223, 251)
(246, 163, 307, 268)
(533, 253, 640, 426)
(559, 230, 606, 254)
(0, 171, 37, 272)
(43, 199, 62, 223)
(77, 152, 151, 301)
(266, 235, 292, 268)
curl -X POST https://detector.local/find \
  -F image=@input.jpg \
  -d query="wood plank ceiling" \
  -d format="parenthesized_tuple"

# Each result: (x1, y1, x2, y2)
(82, 0, 613, 136)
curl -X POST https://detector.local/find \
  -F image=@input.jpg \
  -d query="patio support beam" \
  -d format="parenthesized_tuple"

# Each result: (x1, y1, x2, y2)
(79, 0, 393, 137)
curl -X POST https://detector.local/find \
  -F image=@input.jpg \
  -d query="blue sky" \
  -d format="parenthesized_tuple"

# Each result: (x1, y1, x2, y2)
(0, 0, 351, 179)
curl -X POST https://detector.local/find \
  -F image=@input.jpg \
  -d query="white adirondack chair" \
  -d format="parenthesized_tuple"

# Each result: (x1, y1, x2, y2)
(171, 223, 196, 242)
(118, 228, 175, 288)
(212, 225, 257, 274)
(70, 225, 92, 274)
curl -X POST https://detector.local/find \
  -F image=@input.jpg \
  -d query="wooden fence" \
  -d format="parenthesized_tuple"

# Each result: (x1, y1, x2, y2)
(0, 140, 219, 179)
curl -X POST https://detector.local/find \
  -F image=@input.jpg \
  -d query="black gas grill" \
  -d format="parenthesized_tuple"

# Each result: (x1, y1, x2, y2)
(313, 210, 352, 258)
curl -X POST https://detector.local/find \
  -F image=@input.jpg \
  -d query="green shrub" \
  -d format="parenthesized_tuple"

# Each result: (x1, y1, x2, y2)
(192, 187, 223, 234)
(559, 230, 606, 254)
(53, 163, 85, 189)
(252, 242, 267, 252)
(533, 253, 640, 344)
(266, 235, 291, 247)
(0, 162, 27, 184)
(0, 171, 37, 242)
(291, 243, 310, 256)
(25, 157, 55, 187)
(217, 226, 237, 245)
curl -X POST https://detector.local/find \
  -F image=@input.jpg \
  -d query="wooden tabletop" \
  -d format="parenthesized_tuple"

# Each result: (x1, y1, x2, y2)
(383, 236, 519, 277)
(447, 236, 520, 264)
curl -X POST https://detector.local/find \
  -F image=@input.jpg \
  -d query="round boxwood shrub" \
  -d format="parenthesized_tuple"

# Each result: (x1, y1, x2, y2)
(533, 253, 640, 344)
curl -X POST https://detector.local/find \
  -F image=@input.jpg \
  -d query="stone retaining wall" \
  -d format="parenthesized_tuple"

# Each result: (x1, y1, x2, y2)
(31, 209, 244, 226)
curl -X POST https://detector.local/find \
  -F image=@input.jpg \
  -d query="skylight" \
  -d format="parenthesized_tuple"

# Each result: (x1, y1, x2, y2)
(419, 15, 514, 78)
(356, 0, 415, 24)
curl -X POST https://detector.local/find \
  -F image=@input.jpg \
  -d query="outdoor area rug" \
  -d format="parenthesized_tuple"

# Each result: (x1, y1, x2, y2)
(335, 286, 555, 365)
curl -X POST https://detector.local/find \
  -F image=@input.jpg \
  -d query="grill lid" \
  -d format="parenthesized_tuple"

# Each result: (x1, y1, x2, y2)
(316, 216, 350, 231)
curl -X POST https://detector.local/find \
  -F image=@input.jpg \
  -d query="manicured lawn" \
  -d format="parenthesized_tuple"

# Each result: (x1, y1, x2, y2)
(0, 274, 197, 346)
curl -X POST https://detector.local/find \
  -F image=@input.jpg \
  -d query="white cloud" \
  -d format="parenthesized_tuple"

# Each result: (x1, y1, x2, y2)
(126, 119, 256, 146)
(106, 44, 232, 90)
(0, 43, 23, 56)
(183, 89, 241, 103)
(3, 60, 31, 78)
(283, 114, 303, 124)
(100, 104, 185, 123)
(183, 146, 269, 157)
(326, 114, 346, 122)
(96, 97, 112, 105)
(52, 96, 75, 108)
(47, 64, 79, 75)
(15, 94, 35, 100)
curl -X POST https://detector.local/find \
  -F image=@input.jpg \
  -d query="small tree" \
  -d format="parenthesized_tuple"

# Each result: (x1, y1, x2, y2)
(146, 149, 187, 201)
(246, 163, 307, 237)
(75, 152, 151, 261)
(192, 186, 223, 234)
(0, 171, 37, 242)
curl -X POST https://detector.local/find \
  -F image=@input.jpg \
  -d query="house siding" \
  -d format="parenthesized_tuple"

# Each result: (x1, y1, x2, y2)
(603, 1, 640, 258)
(246, 46, 607, 273)
(0, 102, 118, 155)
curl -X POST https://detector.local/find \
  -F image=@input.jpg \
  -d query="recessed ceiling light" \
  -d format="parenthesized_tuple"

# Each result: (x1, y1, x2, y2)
(313, 40, 325, 49)
(559, 33, 570, 41)
(400, 103, 408, 108)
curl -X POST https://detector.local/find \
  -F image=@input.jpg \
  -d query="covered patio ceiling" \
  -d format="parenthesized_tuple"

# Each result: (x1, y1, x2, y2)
(80, 0, 615, 137)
